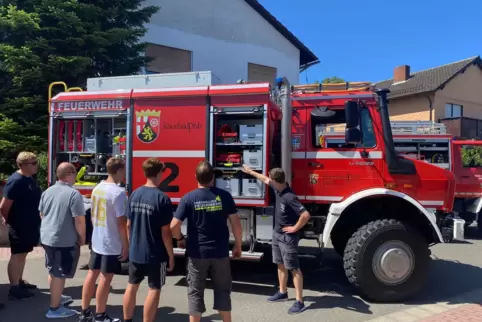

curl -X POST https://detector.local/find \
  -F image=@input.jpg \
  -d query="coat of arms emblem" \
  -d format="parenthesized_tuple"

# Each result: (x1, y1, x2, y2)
(136, 110, 160, 143)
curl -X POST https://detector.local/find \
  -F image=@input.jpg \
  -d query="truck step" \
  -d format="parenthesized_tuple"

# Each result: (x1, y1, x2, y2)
(173, 248, 264, 261)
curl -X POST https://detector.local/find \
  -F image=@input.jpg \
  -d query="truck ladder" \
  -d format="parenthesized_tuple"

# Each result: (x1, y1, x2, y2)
(390, 121, 447, 135)
(292, 81, 373, 93)
(318, 121, 447, 136)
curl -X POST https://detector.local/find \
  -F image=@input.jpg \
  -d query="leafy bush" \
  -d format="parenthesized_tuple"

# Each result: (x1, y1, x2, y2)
(461, 146, 482, 167)
(36, 152, 48, 191)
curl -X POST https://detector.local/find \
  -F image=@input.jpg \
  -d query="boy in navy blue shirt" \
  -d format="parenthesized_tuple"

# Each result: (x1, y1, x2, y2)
(122, 158, 174, 322)
(171, 160, 242, 322)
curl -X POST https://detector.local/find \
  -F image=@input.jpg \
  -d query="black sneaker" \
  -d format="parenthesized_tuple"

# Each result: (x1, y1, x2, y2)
(267, 291, 288, 302)
(95, 313, 121, 322)
(288, 301, 306, 314)
(8, 286, 35, 301)
(19, 279, 37, 290)
(79, 309, 94, 322)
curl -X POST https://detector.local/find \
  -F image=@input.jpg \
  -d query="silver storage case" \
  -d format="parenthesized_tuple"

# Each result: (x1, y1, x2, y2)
(243, 149, 262, 168)
(239, 125, 263, 144)
(242, 179, 263, 197)
(215, 177, 240, 197)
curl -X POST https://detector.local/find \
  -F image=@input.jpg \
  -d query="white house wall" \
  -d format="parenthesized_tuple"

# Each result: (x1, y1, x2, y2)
(142, 0, 301, 84)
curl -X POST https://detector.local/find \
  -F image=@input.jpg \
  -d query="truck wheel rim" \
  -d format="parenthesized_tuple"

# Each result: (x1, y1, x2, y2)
(372, 241, 415, 285)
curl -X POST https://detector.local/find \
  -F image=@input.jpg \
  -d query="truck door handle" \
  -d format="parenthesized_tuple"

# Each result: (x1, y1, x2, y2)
(309, 162, 322, 168)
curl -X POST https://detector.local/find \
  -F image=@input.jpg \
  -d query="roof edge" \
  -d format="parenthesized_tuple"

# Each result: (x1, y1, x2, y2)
(434, 56, 482, 91)
(243, 0, 318, 66)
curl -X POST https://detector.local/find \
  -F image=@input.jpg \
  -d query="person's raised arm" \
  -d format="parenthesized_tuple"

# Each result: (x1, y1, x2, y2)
(115, 191, 128, 261)
(282, 197, 311, 234)
(241, 164, 271, 186)
(160, 195, 174, 271)
(71, 191, 86, 245)
(0, 179, 19, 222)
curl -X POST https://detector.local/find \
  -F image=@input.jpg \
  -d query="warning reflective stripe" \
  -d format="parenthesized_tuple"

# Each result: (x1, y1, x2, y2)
(132, 150, 205, 158)
(419, 200, 444, 206)
(292, 151, 383, 159)
(298, 195, 343, 202)
(233, 199, 265, 205)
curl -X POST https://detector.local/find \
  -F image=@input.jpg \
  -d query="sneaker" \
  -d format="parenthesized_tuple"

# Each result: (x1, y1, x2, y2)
(288, 301, 306, 314)
(19, 279, 37, 290)
(79, 309, 94, 322)
(95, 313, 121, 322)
(60, 294, 73, 306)
(267, 291, 288, 302)
(46, 306, 78, 319)
(8, 286, 35, 301)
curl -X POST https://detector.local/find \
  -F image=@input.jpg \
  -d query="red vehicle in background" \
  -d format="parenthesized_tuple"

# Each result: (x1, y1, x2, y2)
(47, 74, 463, 302)
(320, 120, 482, 231)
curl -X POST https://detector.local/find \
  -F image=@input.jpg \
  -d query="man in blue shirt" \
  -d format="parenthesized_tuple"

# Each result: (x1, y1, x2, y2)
(171, 160, 242, 322)
(0, 152, 42, 301)
(241, 165, 311, 315)
(122, 158, 174, 322)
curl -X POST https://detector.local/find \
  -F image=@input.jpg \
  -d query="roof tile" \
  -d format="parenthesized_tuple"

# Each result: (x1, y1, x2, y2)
(375, 56, 481, 99)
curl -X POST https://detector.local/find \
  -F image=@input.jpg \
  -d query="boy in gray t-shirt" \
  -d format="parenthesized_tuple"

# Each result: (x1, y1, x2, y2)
(39, 162, 86, 319)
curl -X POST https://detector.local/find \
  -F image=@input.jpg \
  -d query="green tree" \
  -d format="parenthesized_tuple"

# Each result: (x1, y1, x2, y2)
(316, 76, 346, 84)
(0, 0, 159, 177)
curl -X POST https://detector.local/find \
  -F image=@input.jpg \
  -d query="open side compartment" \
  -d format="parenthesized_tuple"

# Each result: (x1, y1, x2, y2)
(51, 112, 128, 189)
(210, 106, 266, 199)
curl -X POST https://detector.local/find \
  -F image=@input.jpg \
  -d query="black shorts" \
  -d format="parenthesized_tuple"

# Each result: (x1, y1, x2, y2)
(43, 244, 80, 279)
(272, 231, 300, 270)
(9, 226, 39, 255)
(187, 257, 232, 316)
(128, 261, 167, 290)
(89, 251, 121, 274)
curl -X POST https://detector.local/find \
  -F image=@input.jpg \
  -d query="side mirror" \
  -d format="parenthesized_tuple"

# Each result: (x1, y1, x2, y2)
(345, 127, 362, 145)
(345, 101, 359, 128)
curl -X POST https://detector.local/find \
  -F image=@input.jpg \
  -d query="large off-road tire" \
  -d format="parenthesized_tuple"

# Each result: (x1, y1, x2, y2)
(343, 219, 430, 302)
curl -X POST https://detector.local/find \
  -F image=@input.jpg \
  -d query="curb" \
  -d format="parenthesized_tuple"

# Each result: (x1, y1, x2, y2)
(365, 288, 482, 321)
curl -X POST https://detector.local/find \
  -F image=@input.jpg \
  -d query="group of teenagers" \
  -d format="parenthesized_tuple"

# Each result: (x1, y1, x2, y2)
(0, 151, 311, 322)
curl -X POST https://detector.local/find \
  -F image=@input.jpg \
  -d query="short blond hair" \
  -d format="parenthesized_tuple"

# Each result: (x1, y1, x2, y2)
(16, 151, 37, 166)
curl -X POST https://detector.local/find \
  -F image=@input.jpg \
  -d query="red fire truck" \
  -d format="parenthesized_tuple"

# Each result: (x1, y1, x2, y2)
(320, 120, 482, 231)
(47, 74, 463, 302)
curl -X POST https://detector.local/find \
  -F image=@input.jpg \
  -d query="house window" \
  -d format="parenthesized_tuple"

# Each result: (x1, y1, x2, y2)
(445, 103, 463, 118)
(247, 63, 277, 86)
(145, 44, 192, 73)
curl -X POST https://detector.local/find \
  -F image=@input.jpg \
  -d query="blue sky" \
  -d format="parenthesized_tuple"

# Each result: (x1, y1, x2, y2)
(259, 0, 482, 84)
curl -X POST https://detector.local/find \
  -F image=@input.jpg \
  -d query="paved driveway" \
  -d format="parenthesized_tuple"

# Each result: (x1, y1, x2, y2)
(2, 228, 482, 321)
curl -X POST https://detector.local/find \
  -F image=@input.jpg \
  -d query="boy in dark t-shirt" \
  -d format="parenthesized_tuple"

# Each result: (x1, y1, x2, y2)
(122, 158, 174, 322)
(171, 160, 242, 322)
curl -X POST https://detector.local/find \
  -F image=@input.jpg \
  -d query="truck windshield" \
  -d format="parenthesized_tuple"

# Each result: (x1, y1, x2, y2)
(312, 107, 376, 148)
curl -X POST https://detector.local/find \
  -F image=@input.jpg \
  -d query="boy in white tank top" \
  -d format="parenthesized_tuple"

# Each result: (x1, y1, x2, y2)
(79, 158, 128, 322)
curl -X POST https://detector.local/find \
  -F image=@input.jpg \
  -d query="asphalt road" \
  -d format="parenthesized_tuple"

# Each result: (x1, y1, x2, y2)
(2, 226, 482, 322)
